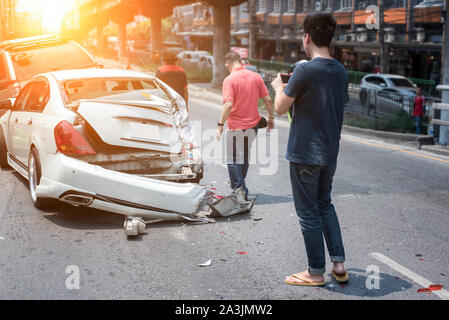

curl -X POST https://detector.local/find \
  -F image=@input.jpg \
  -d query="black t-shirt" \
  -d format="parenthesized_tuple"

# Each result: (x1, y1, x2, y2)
(284, 57, 348, 165)
(155, 64, 188, 101)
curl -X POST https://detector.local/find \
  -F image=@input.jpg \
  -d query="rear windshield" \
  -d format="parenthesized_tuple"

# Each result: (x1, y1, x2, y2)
(11, 42, 96, 81)
(389, 78, 414, 88)
(61, 78, 168, 107)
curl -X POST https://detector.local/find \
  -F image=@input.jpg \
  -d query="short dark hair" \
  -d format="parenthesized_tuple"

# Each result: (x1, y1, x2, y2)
(161, 49, 178, 64)
(303, 12, 336, 48)
(225, 51, 242, 65)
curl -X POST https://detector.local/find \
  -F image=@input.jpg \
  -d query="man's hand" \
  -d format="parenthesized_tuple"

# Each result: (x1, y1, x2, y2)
(267, 117, 274, 131)
(271, 74, 286, 92)
(216, 125, 224, 141)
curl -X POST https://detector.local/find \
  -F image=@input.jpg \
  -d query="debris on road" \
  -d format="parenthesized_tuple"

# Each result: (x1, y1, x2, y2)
(236, 252, 247, 255)
(417, 284, 443, 293)
(0, 236, 4, 240)
(209, 187, 256, 218)
(253, 217, 263, 221)
(198, 259, 212, 267)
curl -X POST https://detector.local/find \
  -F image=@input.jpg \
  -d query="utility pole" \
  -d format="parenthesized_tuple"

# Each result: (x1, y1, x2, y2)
(379, 0, 385, 73)
(439, 0, 449, 145)
(248, 0, 256, 60)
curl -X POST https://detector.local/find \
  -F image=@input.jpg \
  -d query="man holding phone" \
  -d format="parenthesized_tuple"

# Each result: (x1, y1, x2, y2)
(271, 13, 349, 286)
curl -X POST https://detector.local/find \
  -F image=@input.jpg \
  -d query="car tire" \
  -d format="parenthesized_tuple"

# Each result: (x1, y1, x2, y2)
(0, 127, 10, 169)
(28, 148, 53, 209)
(359, 89, 367, 106)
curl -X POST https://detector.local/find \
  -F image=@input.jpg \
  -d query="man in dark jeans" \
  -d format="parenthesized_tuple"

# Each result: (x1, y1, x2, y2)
(271, 13, 349, 286)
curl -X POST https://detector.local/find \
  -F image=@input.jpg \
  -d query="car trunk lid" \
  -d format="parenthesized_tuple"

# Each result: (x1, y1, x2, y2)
(77, 93, 182, 154)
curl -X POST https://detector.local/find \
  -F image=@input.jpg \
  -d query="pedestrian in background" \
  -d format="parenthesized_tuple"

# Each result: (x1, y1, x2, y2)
(156, 50, 189, 110)
(413, 87, 425, 134)
(216, 51, 274, 201)
(271, 12, 348, 286)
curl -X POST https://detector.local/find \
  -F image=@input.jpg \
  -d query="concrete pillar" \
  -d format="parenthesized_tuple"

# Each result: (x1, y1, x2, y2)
(118, 21, 127, 63)
(150, 15, 162, 52)
(96, 16, 107, 56)
(440, 0, 449, 145)
(211, 4, 231, 88)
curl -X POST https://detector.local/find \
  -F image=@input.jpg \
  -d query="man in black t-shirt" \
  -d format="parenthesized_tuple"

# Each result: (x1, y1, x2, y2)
(271, 12, 349, 287)
(156, 50, 189, 110)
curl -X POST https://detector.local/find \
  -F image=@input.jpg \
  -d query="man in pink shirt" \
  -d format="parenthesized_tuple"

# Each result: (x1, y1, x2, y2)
(216, 52, 274, 200)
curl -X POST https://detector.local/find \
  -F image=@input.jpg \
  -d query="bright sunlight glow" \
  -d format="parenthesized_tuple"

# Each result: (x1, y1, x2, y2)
(16, 0, 76, 33)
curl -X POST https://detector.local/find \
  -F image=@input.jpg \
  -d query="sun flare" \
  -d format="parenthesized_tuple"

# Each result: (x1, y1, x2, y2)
(16, 0, 76, 33)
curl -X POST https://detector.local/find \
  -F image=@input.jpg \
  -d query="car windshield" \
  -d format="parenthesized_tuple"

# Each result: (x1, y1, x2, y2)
(389, 78, 414, 88)
(11, 42, 96, 81)
(61, 77, 168, 107)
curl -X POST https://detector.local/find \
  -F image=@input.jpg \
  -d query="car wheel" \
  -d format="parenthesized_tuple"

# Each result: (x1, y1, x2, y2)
(0, 127, 10, 169)
(28, 148, 53, 209)
(359, 89, 367, 106)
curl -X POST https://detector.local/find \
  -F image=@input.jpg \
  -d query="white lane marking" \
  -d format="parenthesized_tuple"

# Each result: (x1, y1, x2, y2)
(370, 252, 449, 300)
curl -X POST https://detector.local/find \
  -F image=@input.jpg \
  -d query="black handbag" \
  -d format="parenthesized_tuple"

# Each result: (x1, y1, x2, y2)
(258, 116, 268, 129)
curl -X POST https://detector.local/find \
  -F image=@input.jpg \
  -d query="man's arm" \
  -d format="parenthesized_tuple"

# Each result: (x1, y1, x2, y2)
(216, 101, 233, 141)
(271, 75, 295, 115)
(262, 95, 275, 130)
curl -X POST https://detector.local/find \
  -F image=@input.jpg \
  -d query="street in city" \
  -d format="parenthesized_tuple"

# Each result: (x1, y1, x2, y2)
(1, 0, 449, 306)
(1, 82, 448, 300)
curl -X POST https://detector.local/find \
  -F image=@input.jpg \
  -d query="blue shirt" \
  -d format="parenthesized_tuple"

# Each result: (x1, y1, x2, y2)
(284, 57, 348, 165)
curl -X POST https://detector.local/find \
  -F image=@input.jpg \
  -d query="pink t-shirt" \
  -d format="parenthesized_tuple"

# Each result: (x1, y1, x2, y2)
(222, 66, 269, 130)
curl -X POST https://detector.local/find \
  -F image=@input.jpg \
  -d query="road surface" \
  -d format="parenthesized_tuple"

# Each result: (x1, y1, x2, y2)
(1, 86, 449, 301)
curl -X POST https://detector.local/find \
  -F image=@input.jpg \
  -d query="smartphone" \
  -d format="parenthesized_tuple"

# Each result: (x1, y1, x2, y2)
(280, 74, 291, 83)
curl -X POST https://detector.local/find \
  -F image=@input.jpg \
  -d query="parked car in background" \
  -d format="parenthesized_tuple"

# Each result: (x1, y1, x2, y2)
(0, 35, 99, 102)
(0, 68, 205, 235)
(176, 50, 210, 62)
(359, 73, 437, 105)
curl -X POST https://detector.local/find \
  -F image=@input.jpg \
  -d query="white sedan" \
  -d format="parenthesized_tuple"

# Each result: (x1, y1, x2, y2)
(0, 69, 208, 235)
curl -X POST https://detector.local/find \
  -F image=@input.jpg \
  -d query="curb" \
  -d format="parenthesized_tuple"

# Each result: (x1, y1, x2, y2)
(342, 125, 432, 144)
(420, 145, 449, 157)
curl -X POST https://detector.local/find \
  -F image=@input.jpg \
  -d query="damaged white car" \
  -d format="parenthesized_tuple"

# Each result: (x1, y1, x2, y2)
(0, 69, 209, 236)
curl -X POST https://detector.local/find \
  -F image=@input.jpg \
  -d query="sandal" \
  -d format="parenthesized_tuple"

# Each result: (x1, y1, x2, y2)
(285, 273, 325, 286)
(331, 270, 349, 283)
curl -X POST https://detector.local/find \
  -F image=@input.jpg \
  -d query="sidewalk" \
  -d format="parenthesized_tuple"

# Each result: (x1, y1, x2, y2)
(96, 56, 449, 158)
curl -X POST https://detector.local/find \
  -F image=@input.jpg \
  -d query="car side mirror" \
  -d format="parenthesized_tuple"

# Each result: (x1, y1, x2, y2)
(0, 98, 14, 109)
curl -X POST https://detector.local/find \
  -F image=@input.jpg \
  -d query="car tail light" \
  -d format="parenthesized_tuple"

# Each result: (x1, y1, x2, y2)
(54, 121, 96, 155)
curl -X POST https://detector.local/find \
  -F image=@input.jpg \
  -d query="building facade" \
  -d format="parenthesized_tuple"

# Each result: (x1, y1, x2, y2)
(0, 0, 16, 41)
(173, 0, 444, 82)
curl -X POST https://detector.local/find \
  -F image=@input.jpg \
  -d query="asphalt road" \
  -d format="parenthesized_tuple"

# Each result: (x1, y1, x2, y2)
(1, 89, 449, 301)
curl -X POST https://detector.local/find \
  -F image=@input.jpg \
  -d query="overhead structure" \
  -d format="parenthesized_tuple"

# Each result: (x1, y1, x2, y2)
(62, 0, 246, 86)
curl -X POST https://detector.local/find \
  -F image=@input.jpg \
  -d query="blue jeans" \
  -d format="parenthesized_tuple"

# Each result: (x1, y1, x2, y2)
(289, 162, 346, 275)
(414, 116, 423, 134)
(226, 126, 258, 199)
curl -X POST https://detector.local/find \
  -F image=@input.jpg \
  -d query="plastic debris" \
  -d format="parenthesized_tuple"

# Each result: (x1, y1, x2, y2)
(417, 284, 443, 293)
(198, 259, 212, 267)
(257, 241, 264, 245)
(253, 218, 263, 221)
(415, 254, 423, 257)
(219, 259, 227, 262)
(236, 251, 247, 255)
(418, 258, 425, 261)
(0, 236, 4, 240)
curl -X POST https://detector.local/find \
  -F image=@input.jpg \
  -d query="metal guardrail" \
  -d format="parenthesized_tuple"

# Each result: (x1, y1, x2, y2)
(432, 103, 449, 127)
